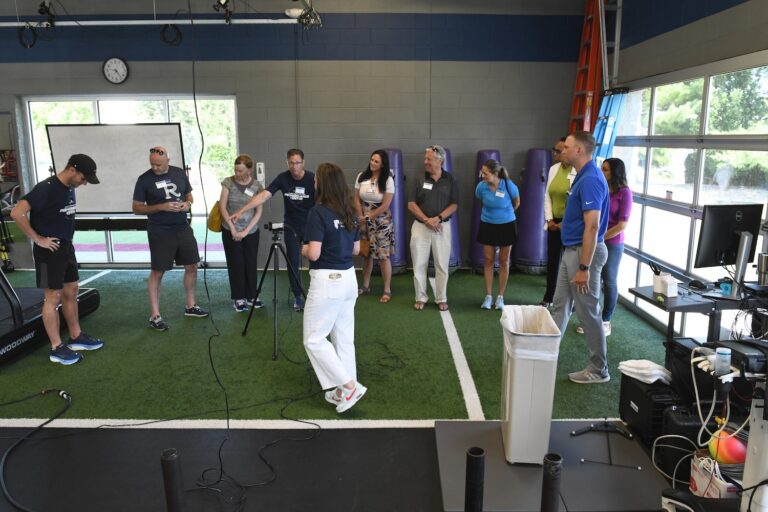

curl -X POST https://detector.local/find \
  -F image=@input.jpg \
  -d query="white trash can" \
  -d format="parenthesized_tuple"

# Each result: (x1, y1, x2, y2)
(499, 305, 562, 464)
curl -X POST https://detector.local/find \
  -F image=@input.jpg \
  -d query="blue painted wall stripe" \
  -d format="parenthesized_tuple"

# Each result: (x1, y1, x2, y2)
(621, 0, 749, 49)
(0, 13, 582, 63)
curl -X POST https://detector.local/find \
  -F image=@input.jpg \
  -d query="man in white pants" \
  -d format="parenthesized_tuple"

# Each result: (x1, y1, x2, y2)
(407, 145, 459, 311)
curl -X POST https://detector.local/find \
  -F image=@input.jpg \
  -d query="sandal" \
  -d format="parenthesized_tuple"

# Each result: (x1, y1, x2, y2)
(437, 302, 449, 311)
(358, 286, 371, 296)
(379, 291, 392, 303)
(413, 301, 425, 310)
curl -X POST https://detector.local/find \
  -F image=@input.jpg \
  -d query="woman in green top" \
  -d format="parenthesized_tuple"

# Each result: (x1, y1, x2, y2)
(541, 138, 576, 307)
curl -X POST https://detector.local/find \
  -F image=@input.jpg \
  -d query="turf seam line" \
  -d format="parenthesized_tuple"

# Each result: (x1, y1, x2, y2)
(78, 269, 112, 286)
(429, 277, 485, 421)
(0, 418, 622, 429)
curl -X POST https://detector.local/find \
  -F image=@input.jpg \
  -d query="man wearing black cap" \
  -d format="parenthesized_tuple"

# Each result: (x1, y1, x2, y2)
(11, 154, 105, 365)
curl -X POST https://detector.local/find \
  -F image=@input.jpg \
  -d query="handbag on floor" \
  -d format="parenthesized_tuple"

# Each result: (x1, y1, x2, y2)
(207, 201, 222, 232)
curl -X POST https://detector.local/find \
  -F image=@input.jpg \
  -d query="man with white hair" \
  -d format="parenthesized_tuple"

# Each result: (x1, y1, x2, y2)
(407, 145, 459, 311)
(132, 146, 208, 331)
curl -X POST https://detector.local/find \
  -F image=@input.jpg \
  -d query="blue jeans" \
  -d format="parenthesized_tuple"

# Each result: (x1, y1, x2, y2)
(601, 242, 624, 322)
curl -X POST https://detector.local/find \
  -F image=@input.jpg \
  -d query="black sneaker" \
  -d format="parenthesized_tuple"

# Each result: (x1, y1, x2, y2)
(68, 332, 104, 351)
(247, 298, 264, 309)
(184, 305, 209, 318)
(293, 296, 305, 311)
(233, 300, 248, 313)
(149, 315, 170, 331)
(49, 344, 83, 365)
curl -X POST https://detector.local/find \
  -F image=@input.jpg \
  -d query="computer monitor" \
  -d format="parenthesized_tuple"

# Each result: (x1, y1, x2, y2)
(694, 203, 764, 299)
(694, 204, 763, 269)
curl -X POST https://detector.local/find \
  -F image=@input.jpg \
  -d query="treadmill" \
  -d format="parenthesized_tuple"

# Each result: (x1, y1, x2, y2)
(0, 268, 100, 363)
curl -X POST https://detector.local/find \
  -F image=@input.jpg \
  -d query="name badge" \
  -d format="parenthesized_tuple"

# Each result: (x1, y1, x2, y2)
(245, 188, 254, 197)
(155, 180, 167, 189)
(495, 190, 505, 198)
(422, 183, 433, 190)
(295, 187, 305, 195)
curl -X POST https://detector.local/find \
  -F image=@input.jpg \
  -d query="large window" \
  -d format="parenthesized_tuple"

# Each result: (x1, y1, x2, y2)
(25, 96, 237, 263)
(615, 62, 768, 337)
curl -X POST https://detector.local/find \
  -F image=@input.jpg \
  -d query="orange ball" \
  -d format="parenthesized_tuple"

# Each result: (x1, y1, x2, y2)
(708, 430, 747, 464)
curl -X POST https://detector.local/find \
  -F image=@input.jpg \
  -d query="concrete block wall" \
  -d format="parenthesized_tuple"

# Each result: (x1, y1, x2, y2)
(0, 1, 581, 269)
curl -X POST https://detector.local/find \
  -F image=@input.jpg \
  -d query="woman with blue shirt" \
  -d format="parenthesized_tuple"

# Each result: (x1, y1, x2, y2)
(475, 159, 520, 310)
(301, 163, 367, 414)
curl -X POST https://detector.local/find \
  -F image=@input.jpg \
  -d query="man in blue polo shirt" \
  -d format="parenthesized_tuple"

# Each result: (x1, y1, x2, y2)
(550, 131, 610, 384)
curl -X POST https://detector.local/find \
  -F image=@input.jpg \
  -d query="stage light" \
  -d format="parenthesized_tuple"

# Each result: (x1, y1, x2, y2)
(212, 0, 233, 24)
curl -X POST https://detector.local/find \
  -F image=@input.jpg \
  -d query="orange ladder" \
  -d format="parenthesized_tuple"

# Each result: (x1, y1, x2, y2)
(568, 0, 604, 133)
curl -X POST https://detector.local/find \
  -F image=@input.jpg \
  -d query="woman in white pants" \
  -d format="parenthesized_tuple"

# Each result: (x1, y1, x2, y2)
(301, 163, 367, 413)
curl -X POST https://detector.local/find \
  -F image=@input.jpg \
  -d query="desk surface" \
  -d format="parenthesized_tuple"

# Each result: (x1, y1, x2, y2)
(630, 286, 716, 314)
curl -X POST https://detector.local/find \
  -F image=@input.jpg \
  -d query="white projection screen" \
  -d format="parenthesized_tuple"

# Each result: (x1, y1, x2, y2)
(46, 123, 184, 214)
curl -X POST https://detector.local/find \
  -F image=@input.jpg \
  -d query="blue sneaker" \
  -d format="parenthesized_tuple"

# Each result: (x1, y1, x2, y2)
(480, 295, 493, 310)
(293, 296, 305, 311)
(50, 344, 82, 365)
(68, 332, 104, 351)
(233, 300, 248, 313)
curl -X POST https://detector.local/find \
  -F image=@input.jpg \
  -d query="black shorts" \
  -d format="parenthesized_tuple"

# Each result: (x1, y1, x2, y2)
(148, 225, 200, 271)
(34, 241, 79, 290)
(477, 220, 518, 247)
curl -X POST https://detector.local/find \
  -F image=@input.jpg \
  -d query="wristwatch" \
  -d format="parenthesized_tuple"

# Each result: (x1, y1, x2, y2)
(578, 263, 590, 271)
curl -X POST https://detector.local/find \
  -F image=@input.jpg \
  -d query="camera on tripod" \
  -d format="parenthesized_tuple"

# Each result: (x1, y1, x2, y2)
(264, 222, 284, 232)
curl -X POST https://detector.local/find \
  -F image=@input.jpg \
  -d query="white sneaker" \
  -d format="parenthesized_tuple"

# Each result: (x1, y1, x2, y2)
(603, 321, 612, 336)
(336, 382, 367, 413)
(325, 388, 342, 406)
(494, 295, 505, 309)
(480, 295, 493, 310)
(568, 368, 610, 384)
(575, 325, 584, 334)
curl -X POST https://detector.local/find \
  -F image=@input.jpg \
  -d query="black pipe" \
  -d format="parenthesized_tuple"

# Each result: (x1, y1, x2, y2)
(541, 452, 562, 512)
(161, 448, 185, 512)
(464, 446, 485, 512)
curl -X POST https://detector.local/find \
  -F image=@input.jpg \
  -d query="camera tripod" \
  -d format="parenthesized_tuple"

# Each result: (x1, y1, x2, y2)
(242, 227, 305, 360)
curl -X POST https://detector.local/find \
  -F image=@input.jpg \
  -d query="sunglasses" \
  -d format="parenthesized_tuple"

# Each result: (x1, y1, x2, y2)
(149, 148, 165, 156)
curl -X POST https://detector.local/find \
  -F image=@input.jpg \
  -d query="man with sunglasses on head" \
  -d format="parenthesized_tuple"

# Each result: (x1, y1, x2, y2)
(230, 148, 315, 311)
(11, 154, 105, 365)
(132, 146, 208, 332)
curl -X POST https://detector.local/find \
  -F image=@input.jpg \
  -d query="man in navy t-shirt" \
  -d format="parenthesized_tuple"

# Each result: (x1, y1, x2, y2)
(550, 131, 611, 384)
(230, 148, 315, 311)
(11, 154, 105, 365)
(132, 146, 208, 332)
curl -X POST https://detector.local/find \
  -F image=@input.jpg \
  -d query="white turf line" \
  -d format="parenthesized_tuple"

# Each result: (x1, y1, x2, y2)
(0, 418, 621, 429)
(78, 269, 112, 286)
(430, 277, 485, 421)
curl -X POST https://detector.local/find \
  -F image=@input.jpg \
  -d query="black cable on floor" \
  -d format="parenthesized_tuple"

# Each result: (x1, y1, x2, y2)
(0, 389, 72, 512)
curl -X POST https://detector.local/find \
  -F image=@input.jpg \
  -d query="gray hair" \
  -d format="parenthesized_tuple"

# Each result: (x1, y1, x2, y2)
(426, 144, 446, 163)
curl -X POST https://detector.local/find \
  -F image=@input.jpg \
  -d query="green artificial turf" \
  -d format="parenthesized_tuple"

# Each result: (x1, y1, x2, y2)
(0, 267, 665, 422)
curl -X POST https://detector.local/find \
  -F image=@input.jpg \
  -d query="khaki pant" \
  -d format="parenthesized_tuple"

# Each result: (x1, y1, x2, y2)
(410, 220, 452, 303)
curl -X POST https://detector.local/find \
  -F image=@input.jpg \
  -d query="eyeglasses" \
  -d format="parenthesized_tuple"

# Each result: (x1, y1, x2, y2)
(149, 148, 165, 156)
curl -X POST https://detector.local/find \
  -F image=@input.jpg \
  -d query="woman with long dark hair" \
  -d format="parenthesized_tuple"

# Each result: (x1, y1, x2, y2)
(599, 157, 632, 335)
(218, 154, 263, 312)
(355, 150, 395, 302)
(474, 159, 520, 309)
(301, 163, 366, 413)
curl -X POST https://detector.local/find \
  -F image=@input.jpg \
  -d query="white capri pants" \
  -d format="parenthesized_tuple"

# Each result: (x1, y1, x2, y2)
(303, 266, 358, 390)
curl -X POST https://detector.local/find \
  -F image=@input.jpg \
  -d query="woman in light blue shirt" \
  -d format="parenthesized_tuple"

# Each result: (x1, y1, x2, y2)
(474, 159, 520, 310)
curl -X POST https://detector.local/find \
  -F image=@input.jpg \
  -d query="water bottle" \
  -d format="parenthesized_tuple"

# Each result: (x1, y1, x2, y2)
(714, 347, 732, 375)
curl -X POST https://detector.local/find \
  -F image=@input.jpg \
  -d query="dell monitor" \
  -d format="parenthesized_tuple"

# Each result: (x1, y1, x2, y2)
(694, 203, 764, 298)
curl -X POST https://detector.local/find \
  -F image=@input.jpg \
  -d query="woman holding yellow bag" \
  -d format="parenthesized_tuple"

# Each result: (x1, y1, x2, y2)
(219, 155, 264, 312)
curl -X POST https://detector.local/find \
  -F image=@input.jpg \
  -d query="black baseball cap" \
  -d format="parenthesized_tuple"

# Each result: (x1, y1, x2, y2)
(67, 154, 99, 184)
